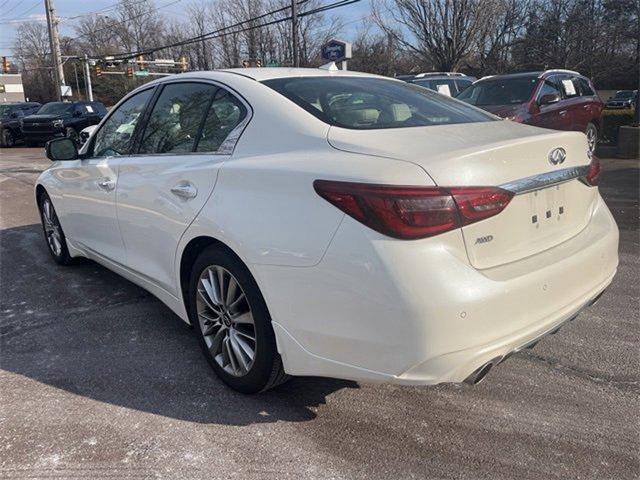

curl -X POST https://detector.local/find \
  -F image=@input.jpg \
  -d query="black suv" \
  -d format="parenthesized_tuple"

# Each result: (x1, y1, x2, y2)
(0, 102, 42, 147)
(21, 101, 107, 146)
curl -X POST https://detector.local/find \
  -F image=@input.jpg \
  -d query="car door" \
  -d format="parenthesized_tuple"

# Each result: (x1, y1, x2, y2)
(557, 75, 586, 132)
(116, 81, 249, 295)
(533, 75, 571, 131)
(58, 88, 154, 263)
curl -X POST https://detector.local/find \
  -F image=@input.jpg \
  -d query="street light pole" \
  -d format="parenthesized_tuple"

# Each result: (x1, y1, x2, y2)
(44, 0, 65, 101)
(83, 54, 94, 102)
(291, 0, 299, 67)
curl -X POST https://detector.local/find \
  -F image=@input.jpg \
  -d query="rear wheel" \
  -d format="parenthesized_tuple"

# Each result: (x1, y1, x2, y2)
(585, 122, 598, 153)
(38, 192, 73, 265)
(189, 246, 288, 393)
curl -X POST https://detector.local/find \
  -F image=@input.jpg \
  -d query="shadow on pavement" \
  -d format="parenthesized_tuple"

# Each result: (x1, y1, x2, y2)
(0, 224, 357, 426)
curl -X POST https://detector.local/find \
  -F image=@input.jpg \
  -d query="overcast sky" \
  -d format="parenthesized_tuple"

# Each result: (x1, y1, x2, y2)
(0, 0, 374, 56)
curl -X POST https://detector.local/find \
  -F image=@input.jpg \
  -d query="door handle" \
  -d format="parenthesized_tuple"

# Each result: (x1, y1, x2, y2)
(559, 110, 568, 115)
(97, 178, 115, 191)
(171, 181, 197, 199)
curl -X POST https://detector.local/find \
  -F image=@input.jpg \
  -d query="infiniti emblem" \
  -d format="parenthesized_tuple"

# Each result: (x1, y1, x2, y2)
(548, 147, 566, 165)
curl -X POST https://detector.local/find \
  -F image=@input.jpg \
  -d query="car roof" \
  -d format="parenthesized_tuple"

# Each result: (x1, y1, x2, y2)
(411, 75, 475, 81)
(220, 67, 389, 81)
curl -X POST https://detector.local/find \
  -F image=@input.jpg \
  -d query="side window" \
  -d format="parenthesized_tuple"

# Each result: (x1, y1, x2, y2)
(537, 77, 562, 101)
(559, 76, 580, 98)
(577, 78, 595, 96)
(196, 89, 248, 152)
(92, 89, 152, 158)
(139, 82, 217, 154)
(456, 80, 472, 95)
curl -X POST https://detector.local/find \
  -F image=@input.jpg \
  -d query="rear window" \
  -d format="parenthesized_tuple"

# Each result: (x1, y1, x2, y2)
(263, 77, 494, 130)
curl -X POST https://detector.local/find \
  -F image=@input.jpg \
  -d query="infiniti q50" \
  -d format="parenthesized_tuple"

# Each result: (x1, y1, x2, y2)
(36, 68, 618, 393)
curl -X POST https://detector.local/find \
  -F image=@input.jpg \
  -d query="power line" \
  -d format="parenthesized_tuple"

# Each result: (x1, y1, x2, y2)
(106, 0, 358, 62)
(62, 0, 156, 21)
(69, 0, 184, 41)
(1, 0, 26, 17)
(0, 0, 42, 24)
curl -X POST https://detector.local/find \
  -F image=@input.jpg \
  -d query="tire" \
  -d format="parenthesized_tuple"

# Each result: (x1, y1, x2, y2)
(585, 122, 598, 153)
(65, 127, 79, 144)
(1, 129, 15, 148)
(38, 191, 74, 265)
(189, 245, 289, 394)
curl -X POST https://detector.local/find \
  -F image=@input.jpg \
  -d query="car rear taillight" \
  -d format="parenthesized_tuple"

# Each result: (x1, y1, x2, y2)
(313, 180, 513, 240)
(585, 156, 601, 186)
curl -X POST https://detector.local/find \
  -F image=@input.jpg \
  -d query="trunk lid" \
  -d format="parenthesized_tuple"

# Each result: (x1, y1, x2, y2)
(328, 121, 597, 269)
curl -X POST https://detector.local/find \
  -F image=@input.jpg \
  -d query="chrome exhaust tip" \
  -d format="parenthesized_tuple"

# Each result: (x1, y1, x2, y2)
(464, 357, 502, 385)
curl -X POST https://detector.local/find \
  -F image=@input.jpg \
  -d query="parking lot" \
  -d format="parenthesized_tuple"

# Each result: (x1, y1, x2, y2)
(0, 147, 638, 479)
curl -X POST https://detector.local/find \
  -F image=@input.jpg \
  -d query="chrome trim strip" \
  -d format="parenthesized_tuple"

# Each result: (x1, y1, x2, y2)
(500, 165, 589, 195)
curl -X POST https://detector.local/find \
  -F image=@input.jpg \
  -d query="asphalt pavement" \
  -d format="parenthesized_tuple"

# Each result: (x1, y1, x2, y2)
(0, 148, 638, 479)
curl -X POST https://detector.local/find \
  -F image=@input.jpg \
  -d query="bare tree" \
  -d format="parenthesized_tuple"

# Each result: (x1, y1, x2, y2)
(373, 0, 496, 71)
(12, 22, 56, 102)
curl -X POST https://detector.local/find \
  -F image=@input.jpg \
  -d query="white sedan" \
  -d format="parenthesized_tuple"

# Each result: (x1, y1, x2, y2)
(36, 68, 618, 393)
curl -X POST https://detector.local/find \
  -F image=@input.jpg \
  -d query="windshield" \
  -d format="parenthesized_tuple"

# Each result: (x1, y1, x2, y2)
(37, 102, 74, 115)
(614, 91, 634, 99)
(457, 77, 538, 106)
(263, 77, 494, 130)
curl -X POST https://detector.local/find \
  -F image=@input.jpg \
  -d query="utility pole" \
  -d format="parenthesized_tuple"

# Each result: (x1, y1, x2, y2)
(83, 54, 93, 102)
(291, 0, 299, 67)
(44, 0, 65, 101)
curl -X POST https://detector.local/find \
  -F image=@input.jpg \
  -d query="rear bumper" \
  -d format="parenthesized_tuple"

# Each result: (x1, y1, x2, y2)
(255, 193, 619, 385)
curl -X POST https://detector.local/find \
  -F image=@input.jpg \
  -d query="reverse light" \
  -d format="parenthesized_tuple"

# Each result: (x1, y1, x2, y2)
(314, 180, 513, 240)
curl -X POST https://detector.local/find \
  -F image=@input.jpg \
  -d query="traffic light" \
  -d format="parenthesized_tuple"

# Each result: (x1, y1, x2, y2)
(256, 59, 262, 67)
(136, 55, 145, 70)
(180, 56, 188, 72)
(2, 56, 9, 74)
(126, 66, 133, 78)
(95, 65, 102, 77)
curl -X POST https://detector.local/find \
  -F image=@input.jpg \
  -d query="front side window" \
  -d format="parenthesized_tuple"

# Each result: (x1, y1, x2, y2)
(536, 77, 562, 101)
(138, 82, 218, 154)
(264, 77, 493, 130)
(457, 77, 539, 106)
(92, 89, 152, 157)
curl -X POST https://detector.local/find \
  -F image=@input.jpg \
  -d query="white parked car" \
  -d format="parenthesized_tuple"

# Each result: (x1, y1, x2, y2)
(36, 68, 618, 393)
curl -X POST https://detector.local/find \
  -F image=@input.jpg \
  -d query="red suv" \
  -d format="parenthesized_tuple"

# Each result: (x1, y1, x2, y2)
(456, 70, 603, 152)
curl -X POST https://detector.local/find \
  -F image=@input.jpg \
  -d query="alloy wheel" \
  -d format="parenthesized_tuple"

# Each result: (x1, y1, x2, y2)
(41, 198, 63, 257)
(196, 265, 256, 377)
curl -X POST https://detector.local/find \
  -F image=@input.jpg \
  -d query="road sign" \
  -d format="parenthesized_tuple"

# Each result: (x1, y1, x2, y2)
(321, 39, 352, 62)
(134, 70, 149, 77)
(60, 85, 72, 97)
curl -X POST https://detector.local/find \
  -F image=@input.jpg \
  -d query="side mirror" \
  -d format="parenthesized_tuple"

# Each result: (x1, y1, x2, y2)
(46, 137, 79, 161)
(73, 110, 82, 117)
(539, 93, 561, 106)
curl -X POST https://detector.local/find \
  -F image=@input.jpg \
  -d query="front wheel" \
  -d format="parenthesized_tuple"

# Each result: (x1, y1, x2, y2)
(1, 129, 15, 147)
(65, 127, 79, 144)
(38, 192, 73, 265)
(189, 246, 288, 393)
(585, 122, 598, 153)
